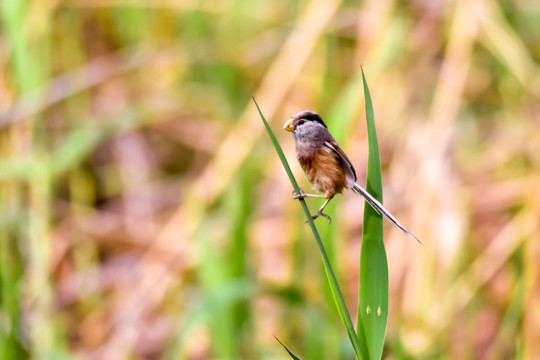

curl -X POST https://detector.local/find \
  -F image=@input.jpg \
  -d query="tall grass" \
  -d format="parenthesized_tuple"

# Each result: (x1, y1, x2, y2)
(0, 0, 539, 359)
(356, 70, 389, 360)
(256, 69, 394, 360)
(254, 98, 363, 358)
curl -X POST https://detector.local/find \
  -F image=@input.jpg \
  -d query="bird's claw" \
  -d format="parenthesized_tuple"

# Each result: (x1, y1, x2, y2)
(292, 188, 307, 199)
(314, 211, 332, 224)
(305, 210, 332, 224)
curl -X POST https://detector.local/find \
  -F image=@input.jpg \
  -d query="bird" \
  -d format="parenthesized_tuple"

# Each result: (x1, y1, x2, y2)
(283, 110, 421, 243)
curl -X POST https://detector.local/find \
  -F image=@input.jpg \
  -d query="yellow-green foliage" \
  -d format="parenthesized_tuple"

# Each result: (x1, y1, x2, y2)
(1, 0, 539, 359)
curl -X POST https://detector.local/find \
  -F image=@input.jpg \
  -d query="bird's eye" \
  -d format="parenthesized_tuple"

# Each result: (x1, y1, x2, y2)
(297, 119, 305, 126)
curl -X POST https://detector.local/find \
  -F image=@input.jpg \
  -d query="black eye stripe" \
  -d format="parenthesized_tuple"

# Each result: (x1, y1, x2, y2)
(297, 116, 327, 128)
(292, 110, 328, 128)
(303, 115, 321, 121)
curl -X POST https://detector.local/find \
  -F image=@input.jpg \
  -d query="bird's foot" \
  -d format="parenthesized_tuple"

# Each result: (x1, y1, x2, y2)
(292, 188, 307, 199)
(310, 210, 332, 224)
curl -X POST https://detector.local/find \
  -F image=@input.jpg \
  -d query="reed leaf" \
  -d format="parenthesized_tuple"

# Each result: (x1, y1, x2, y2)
(253, 98, 364, 359)
(356, 69, 389, 360)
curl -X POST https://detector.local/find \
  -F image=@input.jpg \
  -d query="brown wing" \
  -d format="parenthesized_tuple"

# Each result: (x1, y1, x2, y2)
(323, 140, 357, 187)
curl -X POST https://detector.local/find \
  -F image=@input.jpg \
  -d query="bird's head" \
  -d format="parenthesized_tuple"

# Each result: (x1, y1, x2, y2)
(283, 110, 328, 141)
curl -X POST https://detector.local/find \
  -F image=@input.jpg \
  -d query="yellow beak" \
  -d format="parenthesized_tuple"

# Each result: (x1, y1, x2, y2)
(283, 118, 294, 132)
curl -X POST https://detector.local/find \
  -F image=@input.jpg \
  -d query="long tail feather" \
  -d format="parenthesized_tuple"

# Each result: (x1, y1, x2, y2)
(352, 183, 422, 244)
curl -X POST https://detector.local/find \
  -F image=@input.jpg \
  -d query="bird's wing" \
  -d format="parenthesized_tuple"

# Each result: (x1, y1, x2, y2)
(323, 140, 357, 186)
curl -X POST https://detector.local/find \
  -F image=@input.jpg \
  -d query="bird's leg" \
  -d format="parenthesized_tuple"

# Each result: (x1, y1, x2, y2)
(292, 188, 306, 199)
(311, 197, 333, 224)
(292, 188, 326, 199)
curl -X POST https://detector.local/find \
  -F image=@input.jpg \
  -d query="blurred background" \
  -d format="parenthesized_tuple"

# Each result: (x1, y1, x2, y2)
(1, 0, 539, 359)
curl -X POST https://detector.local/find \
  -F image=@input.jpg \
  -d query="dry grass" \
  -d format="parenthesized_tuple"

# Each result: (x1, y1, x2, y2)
(1, 0, 539, 359)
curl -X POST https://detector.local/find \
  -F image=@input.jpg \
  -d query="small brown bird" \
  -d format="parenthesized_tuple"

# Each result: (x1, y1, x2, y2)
(283, 110, 420, 243)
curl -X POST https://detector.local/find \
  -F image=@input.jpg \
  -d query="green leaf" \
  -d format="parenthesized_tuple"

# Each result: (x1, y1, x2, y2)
(356, 69, 389, 360)
(253, 98, 363, 359)
(274, 336, 302, 360)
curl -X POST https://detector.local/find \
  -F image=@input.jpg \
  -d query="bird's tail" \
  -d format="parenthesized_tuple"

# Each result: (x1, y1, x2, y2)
(352, 183, 421, 244)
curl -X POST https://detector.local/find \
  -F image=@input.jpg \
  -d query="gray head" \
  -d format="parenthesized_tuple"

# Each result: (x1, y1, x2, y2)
(283, 110, 332, 146)
(283, 110, 332, 147)
(287, 110, 327, 129)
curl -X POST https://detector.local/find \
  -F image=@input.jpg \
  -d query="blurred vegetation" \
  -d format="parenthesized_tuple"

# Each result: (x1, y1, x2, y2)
(1, 0, 540, 359)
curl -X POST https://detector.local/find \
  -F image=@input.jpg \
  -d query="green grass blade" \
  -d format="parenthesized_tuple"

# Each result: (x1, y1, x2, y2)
(356, 69, 389, 360)
(253, 98, 364, 359)
(275, 336, 302, 360)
